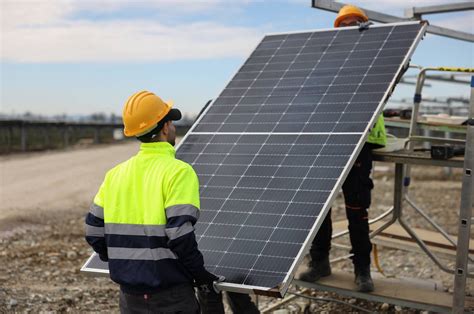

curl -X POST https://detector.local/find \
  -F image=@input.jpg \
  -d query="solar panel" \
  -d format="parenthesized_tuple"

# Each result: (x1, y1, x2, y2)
(81, 21, 426, 297)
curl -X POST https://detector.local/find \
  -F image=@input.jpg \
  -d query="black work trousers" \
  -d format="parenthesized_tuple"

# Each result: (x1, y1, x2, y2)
(309, 143, 374, 269)
(197, 289, 260, 314)
(119, 283, 199, 314)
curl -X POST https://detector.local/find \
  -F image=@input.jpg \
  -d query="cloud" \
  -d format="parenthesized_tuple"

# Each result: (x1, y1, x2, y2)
(2, 0, 471, 63)
(1, 0, 260, 63)
(433, 13, 474, 34)
(2, 19, 261, 62)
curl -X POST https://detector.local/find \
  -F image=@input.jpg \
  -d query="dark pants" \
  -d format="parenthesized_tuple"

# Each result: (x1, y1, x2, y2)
(197, 289, 260, 314)
(119, 283, 199, 314)
(310, 143, 374, 269)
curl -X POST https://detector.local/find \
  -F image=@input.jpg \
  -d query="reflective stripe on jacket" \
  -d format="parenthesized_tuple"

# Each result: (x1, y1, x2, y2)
(85, 142, 207, 294)
(367, 115, 387, 148)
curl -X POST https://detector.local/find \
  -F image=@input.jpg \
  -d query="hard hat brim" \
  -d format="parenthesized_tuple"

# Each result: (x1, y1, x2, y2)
(165, 108, 182, 122)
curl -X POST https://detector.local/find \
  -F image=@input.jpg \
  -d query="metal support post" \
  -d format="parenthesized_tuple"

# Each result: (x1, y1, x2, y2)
(94, 127, 100, 144)
(43, 126, 50, 149)
(452, 76, 474, 313)
(368, 164, 404, 239)
(20, 121, 27, 152)
(7, 126, 12, 153)
(63, 125, 69, 148)
(405, 2, 474, 18)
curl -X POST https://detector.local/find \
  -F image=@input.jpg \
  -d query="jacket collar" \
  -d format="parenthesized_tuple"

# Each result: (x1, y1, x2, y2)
(139, 141, 176, 157)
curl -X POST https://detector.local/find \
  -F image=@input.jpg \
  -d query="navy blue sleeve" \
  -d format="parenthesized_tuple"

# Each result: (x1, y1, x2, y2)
(165, 205, 217, 284)
(85, 203, 108, 261)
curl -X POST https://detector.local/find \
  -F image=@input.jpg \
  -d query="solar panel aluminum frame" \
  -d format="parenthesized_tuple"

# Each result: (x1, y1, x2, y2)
(188, 21, 427, 297)
(80, 253, 108, 276)
(277, 21, 427, 297)
(80, 21, 427, 298)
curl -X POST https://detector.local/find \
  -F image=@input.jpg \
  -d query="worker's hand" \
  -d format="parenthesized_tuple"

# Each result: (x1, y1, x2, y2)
(195, 269, 219, 285)
(98, 253, 108, 262)
(196, 271, 225, 294)
(358, 21, 373, 30)
(212, 275, 226, 294)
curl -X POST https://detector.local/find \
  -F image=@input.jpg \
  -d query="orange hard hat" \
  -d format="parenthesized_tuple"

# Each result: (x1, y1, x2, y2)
(122, 90, 177, 137)
(334, 5, 368, 27)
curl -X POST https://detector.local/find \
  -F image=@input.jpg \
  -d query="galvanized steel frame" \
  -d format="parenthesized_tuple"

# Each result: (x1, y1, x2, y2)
(452, 76, 474, 313)
(312, 0, 474, 43)
(326, 68, 474, 312)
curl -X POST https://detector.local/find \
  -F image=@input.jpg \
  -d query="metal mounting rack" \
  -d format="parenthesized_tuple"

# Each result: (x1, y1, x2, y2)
(312, 0, 474, 43)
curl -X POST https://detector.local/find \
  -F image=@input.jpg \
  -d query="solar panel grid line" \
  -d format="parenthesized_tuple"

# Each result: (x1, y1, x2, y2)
(166, 25, 274, 149)
(197, 175, 339, 182)
(210, 26, 414, 134)
(236, 60, 409, 74)
(201, 234, 308, 244)
(201, 248, 295, 260)
(228, 73, 401, 87)
(198, 25, 380, 133)
(207, 71, 330, 282)
(194, 39, 296, 273)
(194, 163, 347, 170)
(237, 30, 349, 284)
(224, 81, 402, 92)
(213, 34, 294, 134)
(200, 210, 322, 218)
(191, 132, 362, 135)
(261, 27, 388, 289)
(200, 196, 327, 204)
(281, 23, 427, 292)
(194, 29, 332, 248)
(196, 33, 292, 238)
(200, 186, 332, 193)
(201, 31, 342, 134)
(202, 264, 287, 276)
(198, 223, 313, 232)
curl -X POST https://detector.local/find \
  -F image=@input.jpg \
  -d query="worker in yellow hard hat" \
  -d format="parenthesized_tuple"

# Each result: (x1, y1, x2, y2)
(85, 90, 222, 312)
(299, 4, 387, 293)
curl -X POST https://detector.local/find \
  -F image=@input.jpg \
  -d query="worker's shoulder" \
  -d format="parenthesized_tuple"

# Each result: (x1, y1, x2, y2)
(104, 156, 136, 177)
(171, 158, 196, 174)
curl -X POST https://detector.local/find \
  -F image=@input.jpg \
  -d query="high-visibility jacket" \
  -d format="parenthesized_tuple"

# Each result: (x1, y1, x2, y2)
(85, 142, 208, 294)
(367, 115, 386, 148)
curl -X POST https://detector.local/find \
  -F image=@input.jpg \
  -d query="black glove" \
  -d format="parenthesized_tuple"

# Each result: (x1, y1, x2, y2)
(195, 269, 219, 285)
(196, 270, 225, 294)
(358, 21, 373, 31)
(98, 253, 108, 262)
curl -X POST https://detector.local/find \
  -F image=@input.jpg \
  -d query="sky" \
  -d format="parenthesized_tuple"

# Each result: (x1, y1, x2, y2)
(1, 0, 473, 117)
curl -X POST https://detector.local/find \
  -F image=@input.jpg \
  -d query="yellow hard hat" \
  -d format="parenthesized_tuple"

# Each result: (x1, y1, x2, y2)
(334, 5, 368, 27)
(122, 90, 179, 137)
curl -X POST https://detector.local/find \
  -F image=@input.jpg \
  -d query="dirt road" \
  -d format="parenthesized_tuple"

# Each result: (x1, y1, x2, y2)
(0, 142, 139, 231)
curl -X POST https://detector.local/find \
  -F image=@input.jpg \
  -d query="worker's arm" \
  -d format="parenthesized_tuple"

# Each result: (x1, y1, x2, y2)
(164, 165, 217, 284)
(85, 182, 108, 261)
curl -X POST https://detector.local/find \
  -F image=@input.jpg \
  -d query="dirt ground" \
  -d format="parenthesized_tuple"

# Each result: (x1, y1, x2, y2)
(0, 141, 140, 233)
(0, 142, 471, 312)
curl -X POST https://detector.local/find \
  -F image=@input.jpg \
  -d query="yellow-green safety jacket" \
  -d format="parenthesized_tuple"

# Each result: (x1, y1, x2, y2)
(85, 142, 210, 294)
(367, 115, 386, 148)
